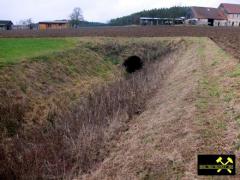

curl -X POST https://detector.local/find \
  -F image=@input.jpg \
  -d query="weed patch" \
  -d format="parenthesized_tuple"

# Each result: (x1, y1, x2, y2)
(229, 64, 240, 77)
(223, 90, 236, 102)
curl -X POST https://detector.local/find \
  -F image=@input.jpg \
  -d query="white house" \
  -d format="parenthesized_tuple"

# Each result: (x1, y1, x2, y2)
(187, 6, 227, 26)
(187, 3, 240, 27)
(219, 3, 240, 27)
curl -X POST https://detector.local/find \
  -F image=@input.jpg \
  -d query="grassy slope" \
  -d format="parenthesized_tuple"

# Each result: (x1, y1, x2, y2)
(0, 37, 180, 179)
(0, 38, 77, 66)
(81, 37, 240, 179)
(0, 37, 171, 134)
(2, 37, 240, 178)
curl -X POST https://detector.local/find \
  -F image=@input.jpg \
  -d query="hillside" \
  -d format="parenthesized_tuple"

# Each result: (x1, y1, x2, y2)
(109, 6, 189, 26)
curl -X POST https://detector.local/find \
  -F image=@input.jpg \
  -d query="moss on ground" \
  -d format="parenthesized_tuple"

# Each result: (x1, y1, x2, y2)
(229, 64, 240, 77)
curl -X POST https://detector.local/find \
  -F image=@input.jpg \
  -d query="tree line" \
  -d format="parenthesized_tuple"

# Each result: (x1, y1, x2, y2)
(15, 6, 190, 28)
(109, 6, 190, 26)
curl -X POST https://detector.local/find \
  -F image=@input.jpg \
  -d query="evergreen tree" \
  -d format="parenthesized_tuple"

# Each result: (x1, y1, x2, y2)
(109, 6, 189, 26)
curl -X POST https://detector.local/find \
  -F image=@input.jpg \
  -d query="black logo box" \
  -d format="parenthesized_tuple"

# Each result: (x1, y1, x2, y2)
(198, 155, 236, 175)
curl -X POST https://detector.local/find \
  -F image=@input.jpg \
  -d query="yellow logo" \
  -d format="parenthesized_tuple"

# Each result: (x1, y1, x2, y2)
(216, 157, 234, 174)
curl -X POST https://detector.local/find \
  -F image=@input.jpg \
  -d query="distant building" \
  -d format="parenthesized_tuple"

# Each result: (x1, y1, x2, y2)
(12, 25, 29, 30)
(0, 20, 13, 30)
(38, 20, 69, 30)
(13, 23, 38, 30)
(186, 3, 240, 27)
(219, 3, 240, 26)
(140, 17, 184, 26)
(187, 6, 227, 26)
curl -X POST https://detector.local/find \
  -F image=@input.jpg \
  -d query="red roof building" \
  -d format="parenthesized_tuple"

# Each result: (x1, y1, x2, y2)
(187, 3, 240, 27)
(187, 6, 228, 26)
(219, 3, 240, 14)
(219, 3, 240, 26)
(191, 6, 227, 20)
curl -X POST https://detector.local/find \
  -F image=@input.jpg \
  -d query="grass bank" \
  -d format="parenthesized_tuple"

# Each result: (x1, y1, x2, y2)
(0, 37, 182, 179)
(0, 37, 173, 136)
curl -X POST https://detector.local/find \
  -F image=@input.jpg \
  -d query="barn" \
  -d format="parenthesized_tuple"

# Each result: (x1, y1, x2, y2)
(187, 6, 227, 26)
(219, 3, 240, 26)
(38, 20, 69, 30)
(140, 17, 184, 25)
(0, 20, 13, 30)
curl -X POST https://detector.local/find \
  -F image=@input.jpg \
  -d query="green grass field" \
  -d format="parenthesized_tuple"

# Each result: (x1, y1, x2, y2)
(0, 38, 77, 66)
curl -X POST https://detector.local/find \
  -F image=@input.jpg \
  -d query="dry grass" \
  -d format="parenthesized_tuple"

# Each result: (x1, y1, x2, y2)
(79, 38, 240, 180)
(1, 37, 239, 179)
(0, 38, 181, 179)
(0, 37, 171, 133)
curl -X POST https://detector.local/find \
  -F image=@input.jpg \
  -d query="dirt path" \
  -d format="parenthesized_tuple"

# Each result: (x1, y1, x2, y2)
(79, 38, 240, 179)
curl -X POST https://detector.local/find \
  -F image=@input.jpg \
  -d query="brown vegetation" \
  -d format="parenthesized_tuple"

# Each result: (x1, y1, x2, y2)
(81, 37, 240, 179)
(0, 38, 171, 135)
(0, 38, 181, 179)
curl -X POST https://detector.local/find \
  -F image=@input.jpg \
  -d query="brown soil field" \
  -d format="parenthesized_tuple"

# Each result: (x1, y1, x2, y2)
(0, 26, 240, 59)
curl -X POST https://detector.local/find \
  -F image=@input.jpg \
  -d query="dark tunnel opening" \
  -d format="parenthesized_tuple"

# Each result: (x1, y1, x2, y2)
(123, 56, 144, 73)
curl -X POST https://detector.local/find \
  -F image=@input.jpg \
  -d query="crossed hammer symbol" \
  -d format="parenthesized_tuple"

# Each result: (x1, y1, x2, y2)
(216, 157, 233, 174)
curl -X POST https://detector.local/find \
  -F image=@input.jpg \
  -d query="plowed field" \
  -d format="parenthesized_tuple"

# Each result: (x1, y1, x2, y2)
(0, 26, 240, 59)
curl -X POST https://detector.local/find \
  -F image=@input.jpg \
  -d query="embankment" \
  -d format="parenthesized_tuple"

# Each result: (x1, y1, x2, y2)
(0, 37, 184, 179)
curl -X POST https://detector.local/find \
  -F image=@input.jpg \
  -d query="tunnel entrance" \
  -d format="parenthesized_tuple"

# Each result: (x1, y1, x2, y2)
(123, 56, 143, 73)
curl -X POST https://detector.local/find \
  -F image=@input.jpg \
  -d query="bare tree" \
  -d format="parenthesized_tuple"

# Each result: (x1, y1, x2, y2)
(70, 7, 84, 28)
(18, 18, 34, 29)
(19, 18, 33, 25)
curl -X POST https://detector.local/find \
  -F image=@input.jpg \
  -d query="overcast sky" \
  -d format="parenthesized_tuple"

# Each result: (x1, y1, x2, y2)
(1, 0, 240, 24)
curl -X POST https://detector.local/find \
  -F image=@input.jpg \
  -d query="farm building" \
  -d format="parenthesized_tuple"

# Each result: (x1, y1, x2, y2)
(219, 3, 240, 26)
(186, 3, 240, 26)
(13, 24, 38, 30)
(140, 17, 184, 25)
(0, 20, 13, 30)
(187, 7, 227, 26)
(39, 20, 69, 30)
